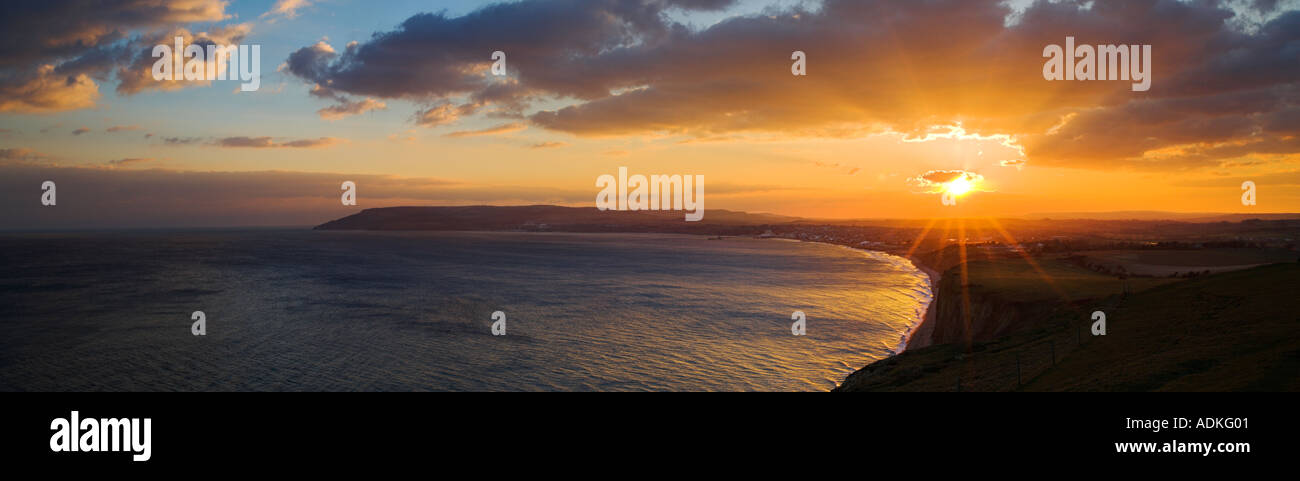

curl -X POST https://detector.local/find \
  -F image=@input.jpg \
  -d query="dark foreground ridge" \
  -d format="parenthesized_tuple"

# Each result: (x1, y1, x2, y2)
(836, 262, 1300, 391)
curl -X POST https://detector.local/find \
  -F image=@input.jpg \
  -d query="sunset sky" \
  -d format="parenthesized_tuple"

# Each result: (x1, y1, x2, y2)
(2, 0, 1298, 228)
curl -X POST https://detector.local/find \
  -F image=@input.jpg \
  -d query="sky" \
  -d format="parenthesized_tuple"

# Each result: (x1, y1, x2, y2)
(1, 0, 1298, 228)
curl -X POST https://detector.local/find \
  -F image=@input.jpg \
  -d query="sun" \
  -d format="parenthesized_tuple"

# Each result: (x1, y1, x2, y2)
(945, 177, 974, 197)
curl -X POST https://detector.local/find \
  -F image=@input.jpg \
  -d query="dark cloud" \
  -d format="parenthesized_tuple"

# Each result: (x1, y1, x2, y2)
(71, 127, 91, 135)
(113, 24, 251, 95)
(0, 0, 235, 112)
(158, 135, 341, 148)
(908, 170, 985, 193)
(284, 0, 740, 121)
(0, 164, 590, 229)
(0, 147, 50, 164)
(106, 157, 152, 167)
(214, 136, 343, 148)
(162, 136, 202, 145)
(285, 0, 1299, 171)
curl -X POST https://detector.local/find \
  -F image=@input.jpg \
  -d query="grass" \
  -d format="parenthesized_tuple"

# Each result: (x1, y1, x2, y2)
(962, 255, 1177, 303)
(836, 261, 1300, 391)
(1077, 248, 1299, 277)
(1026, 262, 1300, 391)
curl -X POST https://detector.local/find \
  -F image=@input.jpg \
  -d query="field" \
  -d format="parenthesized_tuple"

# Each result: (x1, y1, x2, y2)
(1076, 248, 1298, 277)
(962, 255, 1178, 303)
(1027, 262, 1300, 391)
(837, 261, 1300, 391)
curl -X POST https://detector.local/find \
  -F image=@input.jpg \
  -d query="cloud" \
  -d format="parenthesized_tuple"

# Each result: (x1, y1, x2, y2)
(308, 83, 388, 120)
(281, 0, 1300, 171)
(316, 97, 387, 120)
(0, 164, 594, 229)
(0, 147, 50, 165)
(0, 65, 100, 113)
(106, 157, 152, 167)
(1175, 169, 1300, 187)
(214, 136, 343, 148)
(413, 103, 469, 127)
(107, 125, 142, 133)
(264, 0, 315, 20)
(908, 169, 985, 193)
(529, 141, 568, 149)
(443, 122, 527, 138)
(0, 0, 234, 112)
(163, 136, 202, 145)
(282, 1, 738, 121)
(71, 127, 91, 136)
(114, 23, 253, 95)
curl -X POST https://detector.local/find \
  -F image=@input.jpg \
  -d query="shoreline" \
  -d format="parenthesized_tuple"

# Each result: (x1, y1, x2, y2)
(325, 230, 944, 358)
(902, 256, 941, 352)
(800, 239, 941, 355)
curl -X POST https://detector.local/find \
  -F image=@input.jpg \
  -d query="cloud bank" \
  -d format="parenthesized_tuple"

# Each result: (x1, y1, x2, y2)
(281, 0, 1299, 171)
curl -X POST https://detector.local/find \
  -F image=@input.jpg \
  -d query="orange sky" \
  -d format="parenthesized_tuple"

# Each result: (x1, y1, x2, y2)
(2, 0, 1298, 227)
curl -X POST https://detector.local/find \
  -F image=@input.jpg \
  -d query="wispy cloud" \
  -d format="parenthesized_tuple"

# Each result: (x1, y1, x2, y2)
(263, 0, 315, 20)
(106, 157, 153, 168)
(443, 122, 527, 138)
(214, 136, 343, 149)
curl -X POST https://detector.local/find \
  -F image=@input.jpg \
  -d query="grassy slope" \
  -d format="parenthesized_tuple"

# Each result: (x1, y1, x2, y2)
(964, 255, 1177, 303)
(836, 262, 1300, 391)
(1026, 262, 1300, 391)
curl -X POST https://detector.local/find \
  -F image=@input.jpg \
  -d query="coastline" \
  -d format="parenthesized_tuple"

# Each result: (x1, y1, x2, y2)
(902, 256, 941, 352)
(805, 239, 940, 355)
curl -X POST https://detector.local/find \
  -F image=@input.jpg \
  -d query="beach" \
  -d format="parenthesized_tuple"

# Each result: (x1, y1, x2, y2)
(902, 257, 942, 351)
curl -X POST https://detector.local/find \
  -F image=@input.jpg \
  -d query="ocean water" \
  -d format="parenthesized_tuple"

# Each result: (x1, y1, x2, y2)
(0, 230, 931, 391)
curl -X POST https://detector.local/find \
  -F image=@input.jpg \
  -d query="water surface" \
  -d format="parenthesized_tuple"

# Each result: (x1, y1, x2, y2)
(0, 230, 931, 391)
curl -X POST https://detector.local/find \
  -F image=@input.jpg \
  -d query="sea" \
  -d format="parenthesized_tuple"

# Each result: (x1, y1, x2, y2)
(0, 230, 932, 391)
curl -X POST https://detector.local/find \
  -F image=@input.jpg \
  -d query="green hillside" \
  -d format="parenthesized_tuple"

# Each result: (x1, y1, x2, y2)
(836, 262, 1300, 391)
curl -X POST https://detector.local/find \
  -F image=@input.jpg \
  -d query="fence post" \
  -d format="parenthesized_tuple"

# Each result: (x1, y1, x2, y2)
(956, 376, 961, 392)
